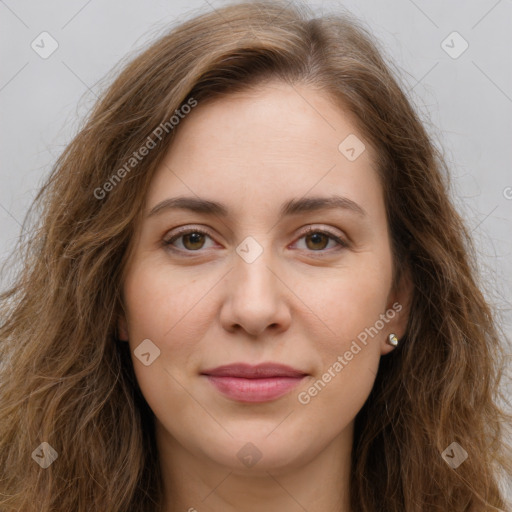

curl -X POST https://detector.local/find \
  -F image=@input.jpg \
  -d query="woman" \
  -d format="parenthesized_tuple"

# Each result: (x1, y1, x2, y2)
(0, 1, 510, 510)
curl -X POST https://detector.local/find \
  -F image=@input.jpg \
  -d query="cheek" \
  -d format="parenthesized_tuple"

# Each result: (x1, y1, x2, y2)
(122, 265, 195, 389)
(294, 354, 377, 451)
(293, 268, 390, 435)
(123, 261, 211, 342)
(122, 264, 208, 432)
(305, 252, 392, 346)
(295, 251, 392, 416)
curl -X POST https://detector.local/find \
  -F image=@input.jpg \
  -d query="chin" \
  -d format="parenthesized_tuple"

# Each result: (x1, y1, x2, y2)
(189, 426, 318, 475)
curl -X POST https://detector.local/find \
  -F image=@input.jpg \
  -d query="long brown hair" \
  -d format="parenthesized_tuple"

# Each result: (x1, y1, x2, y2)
(1, 1, 510, 510)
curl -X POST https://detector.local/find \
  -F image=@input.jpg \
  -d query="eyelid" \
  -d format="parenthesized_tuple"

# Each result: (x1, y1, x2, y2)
(296, 224, 347, 244)
(163, 225, 217, 248)
(162, 224, 349, 254)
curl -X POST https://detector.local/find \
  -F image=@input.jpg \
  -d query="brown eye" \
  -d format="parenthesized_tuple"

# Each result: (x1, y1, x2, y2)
(181, 232, 206, 250)
(295, 228, 348, 253)
(163, 228, 214, 253)
(304, 232, 330, 251)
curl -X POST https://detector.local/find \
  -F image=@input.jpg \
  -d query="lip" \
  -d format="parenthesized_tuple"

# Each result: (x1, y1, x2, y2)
(201, 363, 308, 403)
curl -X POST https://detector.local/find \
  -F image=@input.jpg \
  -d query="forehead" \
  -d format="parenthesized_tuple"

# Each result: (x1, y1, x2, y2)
(146, 81, 382, 219)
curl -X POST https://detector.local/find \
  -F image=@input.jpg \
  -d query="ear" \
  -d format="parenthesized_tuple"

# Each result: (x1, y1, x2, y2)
(381, 267, 413, 355)
(117, 314, 129, 342)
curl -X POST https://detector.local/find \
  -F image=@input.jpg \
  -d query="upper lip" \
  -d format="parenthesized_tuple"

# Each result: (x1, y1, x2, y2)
(201, 363, 308, 379)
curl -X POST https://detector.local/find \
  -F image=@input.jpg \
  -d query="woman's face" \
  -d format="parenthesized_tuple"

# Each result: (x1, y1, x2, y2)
(119, 81, 410, 474)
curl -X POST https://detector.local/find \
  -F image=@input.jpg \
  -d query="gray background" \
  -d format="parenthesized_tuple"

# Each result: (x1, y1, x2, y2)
(1, 0, 511, 421)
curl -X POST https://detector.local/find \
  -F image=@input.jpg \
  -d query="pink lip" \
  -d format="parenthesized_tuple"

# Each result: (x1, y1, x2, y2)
(201, 363, 308, 403)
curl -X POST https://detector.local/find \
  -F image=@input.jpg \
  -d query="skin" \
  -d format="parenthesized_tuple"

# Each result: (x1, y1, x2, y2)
(118, 80, 411, 512)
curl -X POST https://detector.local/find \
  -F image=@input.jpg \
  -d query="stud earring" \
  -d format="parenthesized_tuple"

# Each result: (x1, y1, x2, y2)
(387, 333, 399, 347)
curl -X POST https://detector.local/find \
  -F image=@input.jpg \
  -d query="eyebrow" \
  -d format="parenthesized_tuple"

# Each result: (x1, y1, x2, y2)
(147, 194, 367, 219)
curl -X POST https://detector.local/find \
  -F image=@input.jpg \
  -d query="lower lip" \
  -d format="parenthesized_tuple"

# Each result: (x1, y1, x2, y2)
(204, 375, 306, 402)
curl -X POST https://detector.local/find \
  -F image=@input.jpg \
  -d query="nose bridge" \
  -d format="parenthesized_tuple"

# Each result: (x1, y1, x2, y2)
(220, 233, 290, 336)
(233, 234, 278, 299)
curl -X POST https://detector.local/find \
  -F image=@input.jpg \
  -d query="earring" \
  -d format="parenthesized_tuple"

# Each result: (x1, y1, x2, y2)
(387, 333, 399, 347)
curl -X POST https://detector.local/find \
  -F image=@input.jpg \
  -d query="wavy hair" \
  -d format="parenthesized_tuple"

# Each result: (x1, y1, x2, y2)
(1, 1, 510, 510)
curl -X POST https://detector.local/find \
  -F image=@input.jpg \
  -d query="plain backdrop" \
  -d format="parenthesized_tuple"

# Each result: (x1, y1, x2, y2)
(1, 0, 511, 400)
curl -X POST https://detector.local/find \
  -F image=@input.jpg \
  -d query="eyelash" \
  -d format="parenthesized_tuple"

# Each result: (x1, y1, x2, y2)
(162, 225, 349, 256)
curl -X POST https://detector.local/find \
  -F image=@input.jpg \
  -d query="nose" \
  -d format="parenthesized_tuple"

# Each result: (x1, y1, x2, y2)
(219, 246, 292, 337)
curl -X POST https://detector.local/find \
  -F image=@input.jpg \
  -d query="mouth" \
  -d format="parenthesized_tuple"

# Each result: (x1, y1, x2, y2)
(200, 363, 308, 403)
